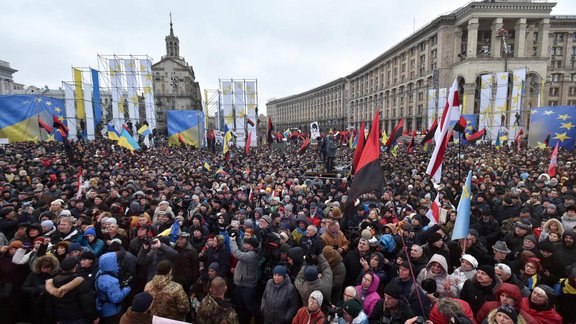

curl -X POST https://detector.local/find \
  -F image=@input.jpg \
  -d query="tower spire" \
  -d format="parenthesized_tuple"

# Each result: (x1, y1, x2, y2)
(169, 12, 174, 36)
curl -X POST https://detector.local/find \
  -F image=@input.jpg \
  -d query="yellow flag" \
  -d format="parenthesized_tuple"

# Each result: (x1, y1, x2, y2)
(73, 68, 85, 119)
(381, 129, 388, 145)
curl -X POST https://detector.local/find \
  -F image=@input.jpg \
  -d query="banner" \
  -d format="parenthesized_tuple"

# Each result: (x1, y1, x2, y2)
(167, 110, 205, 147)
(310, 121, 320, 139)
(492, 72, 509, 142)
(509, 68, 526, 141)
(139, 59, 156, 129)
(478, 74, 493, 138)
(124, 59, 140, 124)
(91, 69, 103, 128)
(109, 58, 124, 128)
(427, 88, 437, 129)
(245, 81, 257, 147)
(83, 83, 95, 140)
(73, 68, 85, 120)
(221, 81, 233, 130)
(64, 82, 78, 138)
(528, 105, 576, 150)
(233, 81, 246, 147)
(0, 95, 66, 142)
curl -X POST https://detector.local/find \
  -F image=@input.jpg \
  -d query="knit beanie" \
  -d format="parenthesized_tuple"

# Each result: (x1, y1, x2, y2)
(273, 265, 287, 278)
(132, 292, 154, 312)
(477, 264, 496, 281)
(304, 265, 319, 281)
(309, 290, 323, 306)
(496, 304, 518, 322)
(342, 298, 363, 318)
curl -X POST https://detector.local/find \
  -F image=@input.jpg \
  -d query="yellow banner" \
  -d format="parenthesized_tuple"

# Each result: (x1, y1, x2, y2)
(73, 68, 85, 119)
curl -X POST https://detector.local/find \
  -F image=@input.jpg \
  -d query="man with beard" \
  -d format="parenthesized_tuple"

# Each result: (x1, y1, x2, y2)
(554, 231, 576, 276)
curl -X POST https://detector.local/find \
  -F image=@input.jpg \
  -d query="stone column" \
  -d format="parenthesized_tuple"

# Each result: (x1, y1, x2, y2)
(491, 18, 503, 58)
(454, 27, 464, 61)
(463, 83, 476, 114)
(467, 18, 479, 58)
(538, 18, 550, 58)
(515, 18, 527, 57)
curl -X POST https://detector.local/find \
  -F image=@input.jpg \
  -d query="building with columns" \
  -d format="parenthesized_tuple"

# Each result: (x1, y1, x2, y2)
(152, 16, 202, 134)
(267, 0, 576, 134)
(0, 60, 22, 95)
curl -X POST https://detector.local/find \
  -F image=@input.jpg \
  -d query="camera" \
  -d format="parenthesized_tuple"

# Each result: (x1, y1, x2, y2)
(22, 201, 32, 207)
(141, 237, 158, 245)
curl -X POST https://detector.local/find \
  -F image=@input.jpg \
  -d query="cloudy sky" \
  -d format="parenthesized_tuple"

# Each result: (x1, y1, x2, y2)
(2, 0, 575, 114)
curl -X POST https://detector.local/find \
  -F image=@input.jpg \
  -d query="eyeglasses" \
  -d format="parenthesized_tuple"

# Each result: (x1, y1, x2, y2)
(525, 264, 537, 270)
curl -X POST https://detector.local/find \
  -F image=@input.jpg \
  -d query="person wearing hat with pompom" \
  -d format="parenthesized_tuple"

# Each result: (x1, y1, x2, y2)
(261, 265, 299, 324)
(292, 290, 325, 324)
(120, 292, 153, 324)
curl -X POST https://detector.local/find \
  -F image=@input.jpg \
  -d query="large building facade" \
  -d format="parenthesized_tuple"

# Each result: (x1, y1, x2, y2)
(152, 18, 202, 133)
(267, 0, 576, 134)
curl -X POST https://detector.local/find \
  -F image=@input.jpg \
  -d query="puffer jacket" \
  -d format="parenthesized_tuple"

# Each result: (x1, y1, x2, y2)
(95, 252, 131, 318)
(144, 274, 190, 321)
(261, 275, 299, 324)
(355, 272, 381, 317)
(230, 238, 260, 288)
(45, 273, 98, 321)
(416, 254, 457, 297)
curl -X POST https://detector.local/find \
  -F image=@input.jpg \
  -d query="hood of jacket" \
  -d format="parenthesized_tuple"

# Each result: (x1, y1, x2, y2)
(361, 272, 380, 293)
(322, 246, 342, 267)
(543, 218, 564, 235)
(562, 212, 576, 223)
(98, 252, 119, 274)
(33, 254, 60, 275)
(426, 253, 449, 273)
(496, 283, 522, 303)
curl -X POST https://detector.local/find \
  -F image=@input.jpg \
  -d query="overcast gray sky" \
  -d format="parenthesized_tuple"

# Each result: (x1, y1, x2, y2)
(2, 0, 575, 114)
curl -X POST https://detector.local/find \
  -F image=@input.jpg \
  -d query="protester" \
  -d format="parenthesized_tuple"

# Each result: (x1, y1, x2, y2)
(119, 292, 154, 324)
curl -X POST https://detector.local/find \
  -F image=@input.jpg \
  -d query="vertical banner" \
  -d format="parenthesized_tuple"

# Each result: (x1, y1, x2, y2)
(427, 88, 437, 129)
(509, 68, 526, 140)
(233, 81, 245, 147)
(221, 80, 233, 130)
(124, 59, 140, 124)
(310, 121, 321, 139)
(73, 68, 85, 120)
(91, 69, 103, 128)
(83, 83, 95, 140)
(64, 82, 78, 138)
(478, 74, 493, 138)
(245, 81, 257, 147)
(139, 59, 156, 129)
(109, 58, 123, 128)
(493, 72, 509, 142)
(438, 88, 447, 121)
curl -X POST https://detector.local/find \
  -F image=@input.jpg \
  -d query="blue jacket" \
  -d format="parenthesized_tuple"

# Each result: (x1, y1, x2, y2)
(95, 252, 131, 317)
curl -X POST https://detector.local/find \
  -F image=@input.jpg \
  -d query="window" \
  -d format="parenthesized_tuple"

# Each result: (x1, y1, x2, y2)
(549, 101, 558, 106)
(533, 32, 538, 43)
(569, 87, 576, 96)
(418, 104, 423, 114)
(568, 100, 576, 105)
(532, 47, 538, 57)
(549, 88, 559, 96)
(572, 74, 576, 82)
(555, 33, 564, 43)
(431, 49, 437, 59)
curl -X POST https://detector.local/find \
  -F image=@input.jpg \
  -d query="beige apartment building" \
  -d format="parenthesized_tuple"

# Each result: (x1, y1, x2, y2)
(267, 0, 576, 133)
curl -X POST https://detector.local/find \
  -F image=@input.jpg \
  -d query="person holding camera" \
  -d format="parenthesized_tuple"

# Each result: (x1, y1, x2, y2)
(230, 232, 261, 324)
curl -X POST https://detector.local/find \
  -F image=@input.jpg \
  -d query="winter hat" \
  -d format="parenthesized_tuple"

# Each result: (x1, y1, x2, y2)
(273, 265, 287, 278)
(383, 281, 402, 299)
(495, 263, 512, 276)
(524, 257, 542, 273)
(309, 290, 323, 306)
(524, 235, 537, 245)
(361, 229, 372, 240)
(427, 232, 443, 245)
(41, 220, 54, 230)
(33, 237, 47, 244)
(515, 219, 532, 230)
(477, 265, 496, 281)
(60, 257, 77, 272)
(132, 292, 154, 313)
(304, 266, 319, 281)
(68, 242, 82, 253)
(342, 298, 363, 318)
(402, 223, 414, 232)
(8, 240, 23, 249)
(83, 227, 96, 238)
(496, 304, 518, 323)
(538, 240, 555, 253)
(208, 262, 220, 272)
(80, 251, 96, 261)
(108, 241, 122, 252)
(468, 228, 479, 238)
(261, 215, 272, 225)
(104, 217, 117, 225)
(243, 238, 258, 248)
(460, 254, 478, 269)
(493, 241, 511, 254)
(280, 243, 290, 254)
(536, 284, 556, 302)
(420, 278, 437, 295)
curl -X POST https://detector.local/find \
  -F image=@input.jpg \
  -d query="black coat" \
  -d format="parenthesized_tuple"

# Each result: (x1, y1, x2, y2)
(173, 242, 199, 292)
(45, 273, 98, 321)
(459, 277, 498, 316)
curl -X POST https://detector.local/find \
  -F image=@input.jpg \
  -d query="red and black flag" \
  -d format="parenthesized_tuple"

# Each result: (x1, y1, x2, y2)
(453, 116, 467, 133)
(298, 137, 310, 154)
(543, 133, 551, 147)
(245, 131, 252, 156)
(420, 119, 438, 145)
(266, 116, 274, 144)
(52, 115, 69, 137)
(348, 111, 384, 204)
(516, 128, 524, 153)
(385, 119, 404, 150)
(466, 128, 485, 143)
(247, 118, 255, 127)
(38, 117, 53, 133)
(407, 131, 416, 153)
(352, 121, 366, 173)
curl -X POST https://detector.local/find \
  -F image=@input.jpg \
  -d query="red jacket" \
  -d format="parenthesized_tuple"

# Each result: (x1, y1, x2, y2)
(292, 307, 325, 324)
(519, 297, 563, 324)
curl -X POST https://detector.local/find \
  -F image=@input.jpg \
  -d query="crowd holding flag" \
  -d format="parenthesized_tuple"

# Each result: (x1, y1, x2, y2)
(426, 194, 441, 225)
(298, 137, 310, 155)
(266, 116, 274, 145)
(138, 124, 151, 137)
(420, 118, 437, 145)
(352, 121, 366, 173)
(223, 125, 233, 158)
(385, 119, 404, 151)
(426, 79, 461, 183)
(407, 131, 416, 154)
(466, 128, 485, 143)
(452, 170, 472, 241)
(107, 124, 120, 141)
(548, 143, 559, 177)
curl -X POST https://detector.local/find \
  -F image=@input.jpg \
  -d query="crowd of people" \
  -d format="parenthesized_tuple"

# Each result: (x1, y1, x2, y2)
(0, 133, 575, 324)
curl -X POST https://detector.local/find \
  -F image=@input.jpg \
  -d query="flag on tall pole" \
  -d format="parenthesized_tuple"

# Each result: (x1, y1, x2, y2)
(407, 131, 416, 153)
(452, 170, 472, 240)
(52, 115, 69, 138)
(266, 116, 274, 145)
(352, 121, 365, 173)
(348, 111, 383, 204)
(420, 118, 437, 145)
(548, 143, 559, 177)
(38, 117, 53, 133)
(380, 129, 388, 146)
(466, 128, 485, 143)
(452, 116, 467, 133)
(76, 167, 83, 200)
(223, 125, 233, 158)
(426, 79, 460, 183)
(245, 131, 252, 156)
(385, 119, 404, 150)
